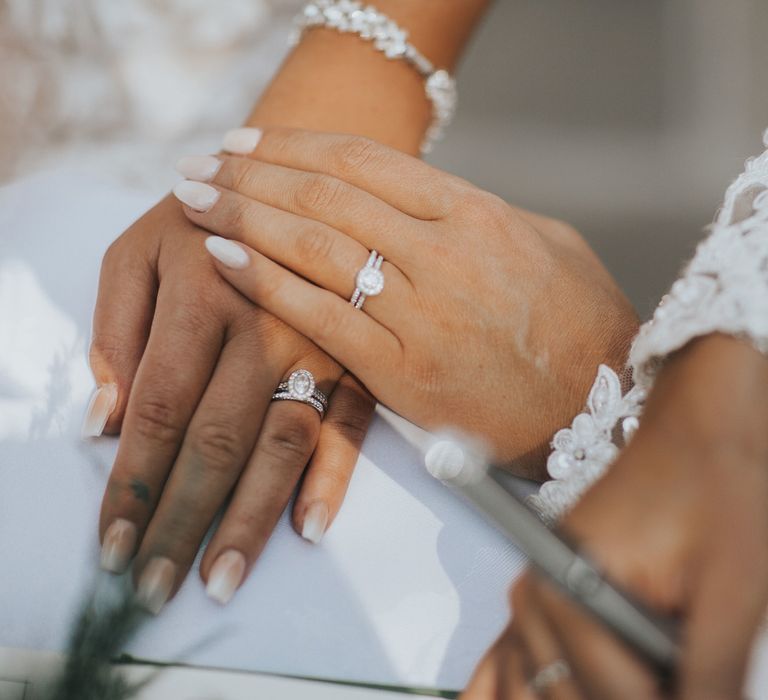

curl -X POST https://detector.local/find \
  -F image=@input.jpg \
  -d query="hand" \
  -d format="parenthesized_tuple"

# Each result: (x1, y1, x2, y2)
(172, 127, 638, 474)
(89, 188, 375, 613)
(463, 334, 768, 699)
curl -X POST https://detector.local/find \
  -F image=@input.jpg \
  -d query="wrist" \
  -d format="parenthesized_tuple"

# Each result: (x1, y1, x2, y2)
(641, 333, 768, 465)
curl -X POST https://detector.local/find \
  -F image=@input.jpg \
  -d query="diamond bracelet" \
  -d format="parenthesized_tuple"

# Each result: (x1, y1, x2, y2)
(291, 0, 457, 154)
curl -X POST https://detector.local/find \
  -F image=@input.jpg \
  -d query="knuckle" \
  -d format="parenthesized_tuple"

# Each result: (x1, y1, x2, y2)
(226, 198, 251, 237)
(310, 303, 345, 347)
(295, 224, 335, 264)
(132, 395, 184, 444)
(294, 174, 345, 214)
(261, 412, 318, 463)
(191, 421, 245, 472)
(327, 410, 370, 447)
(335, 136, 382, 175)
(229, 160, 255, 194)
(89, 332, 128, 369)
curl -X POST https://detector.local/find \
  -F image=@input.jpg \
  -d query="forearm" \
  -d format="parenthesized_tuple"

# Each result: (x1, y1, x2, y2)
(245, 1, 490, 155)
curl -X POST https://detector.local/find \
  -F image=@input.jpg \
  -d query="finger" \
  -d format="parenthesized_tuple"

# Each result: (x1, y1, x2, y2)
(86, 233, 158, 436)
(98, 279, 223, 574)
(200, 356, 341, 604)
(129, 327, 284, 610)
(530, 576, 662, 699)
(220, 126, 457, 219)
(461, 647, 500, 700)
(201, 154, 425, 262)
(292, 372, 376, 543)
(497, 631, 538, 700)
(202, 238, 401, 387)
(175, 180, 412, 325)
(680, 544, 768, 700)
(512, 576, 584, 700)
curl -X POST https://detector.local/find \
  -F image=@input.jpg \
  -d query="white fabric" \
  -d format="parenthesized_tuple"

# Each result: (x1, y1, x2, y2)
(0, 168, 528, 689)
(532, 130, 768, 521)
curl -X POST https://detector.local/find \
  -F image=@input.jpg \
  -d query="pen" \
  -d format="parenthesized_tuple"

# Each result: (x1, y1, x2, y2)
(424, 438, 681, 680)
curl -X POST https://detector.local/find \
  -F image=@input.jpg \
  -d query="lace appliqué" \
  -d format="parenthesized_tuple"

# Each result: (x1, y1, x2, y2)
(631, 130, 768, 388)
(528, 365, 646, 523)
(532, 130, 768, 522)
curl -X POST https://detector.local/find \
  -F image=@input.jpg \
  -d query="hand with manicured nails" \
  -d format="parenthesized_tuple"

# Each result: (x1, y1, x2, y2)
(174, 127, 638, 475)
(462, 335, 768, 700)
(89, 129, 376, 615)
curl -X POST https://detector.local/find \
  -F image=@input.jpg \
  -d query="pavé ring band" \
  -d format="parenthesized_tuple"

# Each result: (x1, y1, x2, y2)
(529, 659, 571, 693)
(271, 369, 328, 419)
(350, 250, 384, 310)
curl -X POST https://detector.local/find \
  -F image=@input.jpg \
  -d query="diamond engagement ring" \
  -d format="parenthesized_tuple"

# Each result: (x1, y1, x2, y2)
(271, 369, 328, 419)
(529, 659, 572, 693)
(350, 250, 384, 310)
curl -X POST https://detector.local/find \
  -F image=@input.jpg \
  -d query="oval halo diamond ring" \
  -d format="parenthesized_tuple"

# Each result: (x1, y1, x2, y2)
(350, 250, 385, 310)
(271, 369, 328, 419)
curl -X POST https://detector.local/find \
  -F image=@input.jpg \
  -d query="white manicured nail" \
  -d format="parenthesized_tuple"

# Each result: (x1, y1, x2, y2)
(136, 557, 176, 615)
(81, 383, 118, 438)
(172, 180, 220, 212)
(301, 501, 329, 544)
(222, 127, 263, 154)
(100, 519, 137, 574)
(206, 550, 246, 605)
(175, 155, 222, 182)
(204, 236, 250, 270)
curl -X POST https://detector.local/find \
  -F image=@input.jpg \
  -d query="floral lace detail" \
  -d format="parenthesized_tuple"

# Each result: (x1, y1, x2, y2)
(532, 130, 768, 521)
(528, 365, 646, 523)
(631, 129, 768, 388)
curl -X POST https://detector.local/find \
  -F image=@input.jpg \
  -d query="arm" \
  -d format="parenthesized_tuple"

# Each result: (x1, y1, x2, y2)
(91, 1, 488, 613)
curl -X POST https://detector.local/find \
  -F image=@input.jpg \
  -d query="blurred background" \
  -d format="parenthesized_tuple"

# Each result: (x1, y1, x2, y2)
(2, 0, 767, 318)
(431, 0, 768, 317)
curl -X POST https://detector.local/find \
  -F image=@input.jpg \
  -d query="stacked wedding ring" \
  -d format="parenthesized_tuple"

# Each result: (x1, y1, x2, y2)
(271, 369, 328, 419)
(350, 250, 385, 310)
(529, 659, 571, 693)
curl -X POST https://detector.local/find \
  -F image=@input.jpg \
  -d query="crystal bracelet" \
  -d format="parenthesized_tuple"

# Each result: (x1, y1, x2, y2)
(291, 0, 457, 155)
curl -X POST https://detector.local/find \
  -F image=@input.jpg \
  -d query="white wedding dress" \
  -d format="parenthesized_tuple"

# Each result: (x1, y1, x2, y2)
(0, 0, 300, 189)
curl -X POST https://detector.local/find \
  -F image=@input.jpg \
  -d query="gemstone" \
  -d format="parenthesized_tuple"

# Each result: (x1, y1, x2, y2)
(356, 267, 384, 296)
(288, 369, 315, 400)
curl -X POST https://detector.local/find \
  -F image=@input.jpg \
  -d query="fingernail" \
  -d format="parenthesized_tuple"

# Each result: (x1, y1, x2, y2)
(301, 501, 329, 545)
(136, 557, 176, 615)
(175, 155, 222, 182)
(100, 519, 138, 574)
(206, 550, 246, 605)
(172, 180, 220, 212)
(222, 127, 263, 154)
(204, 236, 250, 270)
(81, 383, 118, 438)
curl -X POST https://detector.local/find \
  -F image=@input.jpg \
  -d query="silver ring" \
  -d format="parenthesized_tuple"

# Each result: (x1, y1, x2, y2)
(271, 369, 328, 419)
(529, 659, 571, 693)
(350, 250, 384, 310)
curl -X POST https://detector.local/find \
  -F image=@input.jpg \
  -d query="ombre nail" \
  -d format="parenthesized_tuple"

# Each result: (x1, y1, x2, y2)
(136, 557, 176, 615)
(204, 236, 250, 270)
(206, 550, 246, 605)
(172, 180, 220, 212)
(100, 518, 137, 574)
(175, 155, 222, 182)
(301, 501, 329, 544)
(222, 127, 263, 154)
(81, 383, 118, 438)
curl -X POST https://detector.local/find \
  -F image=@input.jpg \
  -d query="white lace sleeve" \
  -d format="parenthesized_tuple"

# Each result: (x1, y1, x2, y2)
(530, 130, 768, 522)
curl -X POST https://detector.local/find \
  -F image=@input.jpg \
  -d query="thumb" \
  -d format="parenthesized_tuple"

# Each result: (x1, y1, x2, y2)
(83, 237, 156, 437)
